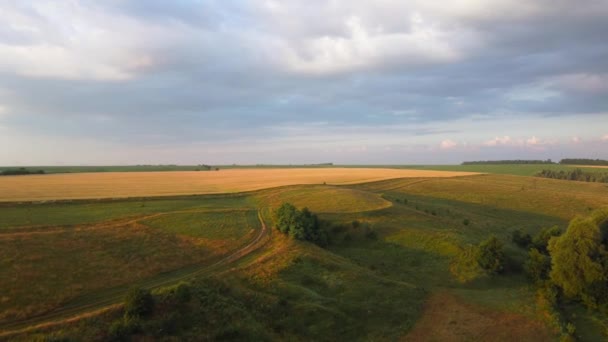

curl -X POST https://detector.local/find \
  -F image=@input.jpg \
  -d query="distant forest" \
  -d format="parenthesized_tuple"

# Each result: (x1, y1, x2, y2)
(462, 160, 554, 165)
(536, 168, 608, 183)
(1, 168, 46, 176)
(559, 158, 608, 166)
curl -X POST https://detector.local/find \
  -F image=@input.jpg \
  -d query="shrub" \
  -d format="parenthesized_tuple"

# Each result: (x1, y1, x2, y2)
(525, 248, 551, 284)
(108, 316, 141, 341)
(532, 226, 562, 253)
(175, 283, 191, 303)
(475, 236, 505, 274)
(124, 288, 154, 318)
(512, 229, 532, 248)
(463, 219, 470, 226)
(365, 229, 378, 240)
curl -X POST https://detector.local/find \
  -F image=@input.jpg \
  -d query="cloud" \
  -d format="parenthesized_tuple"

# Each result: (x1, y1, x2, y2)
(440, 139, 457, 149)
(483, 136, 512, 146)
(0, 1, 607, 164)
(601, 134, 608, 142)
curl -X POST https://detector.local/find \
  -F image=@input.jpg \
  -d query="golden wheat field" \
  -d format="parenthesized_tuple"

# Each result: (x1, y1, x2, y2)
(0, 168, 478, 202)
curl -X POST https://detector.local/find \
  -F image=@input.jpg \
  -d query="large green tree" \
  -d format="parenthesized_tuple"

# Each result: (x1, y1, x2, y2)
(548, 209, 608, 309)
(274, 203, 328, 246)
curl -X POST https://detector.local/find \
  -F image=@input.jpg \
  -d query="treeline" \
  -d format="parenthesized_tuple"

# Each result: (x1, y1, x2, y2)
(1, 168, 45, 176)
(462, 159, 554, 165)
(559, 158, 608, 166)
(536, 168, 608, 183)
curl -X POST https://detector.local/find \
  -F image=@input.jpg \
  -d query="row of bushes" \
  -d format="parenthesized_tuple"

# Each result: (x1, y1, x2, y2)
(536, 168, 608, 183)
(560, 158, 608, 166)
(462, 159, 554, 165)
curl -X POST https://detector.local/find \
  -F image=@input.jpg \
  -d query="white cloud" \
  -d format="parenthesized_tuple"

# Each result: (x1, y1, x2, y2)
(601, 134, 608, 142)
(281, 14, 462, 75)
(526, 136, 539, 145)
(440, 139, 457, 149)
(483, 136, 512, 146)
(0, 2, 163, 80)
(571, 136, 581, 144)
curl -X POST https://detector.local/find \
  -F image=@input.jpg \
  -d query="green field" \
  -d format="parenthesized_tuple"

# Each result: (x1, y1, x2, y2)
(2, 172, 608, 341)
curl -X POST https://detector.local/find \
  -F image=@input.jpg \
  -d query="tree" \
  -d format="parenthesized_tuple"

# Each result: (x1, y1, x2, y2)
(532, 226, 561, 253)
(274, 203, 328, 247)
(525, 248, 551, 284)
(548, 209, 608, 309)
(475, 236, 505, 274)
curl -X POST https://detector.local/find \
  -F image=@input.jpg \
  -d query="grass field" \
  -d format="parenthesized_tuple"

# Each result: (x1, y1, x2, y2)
(0, 168, 477, 202)
(253, 185, 391, 213)
(2, 168, 608, 341)
(0, 208, 259, 325)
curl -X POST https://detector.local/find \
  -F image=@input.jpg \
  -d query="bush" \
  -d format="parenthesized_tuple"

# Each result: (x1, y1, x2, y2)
(475, 236, 505, 274)
(175, 283, 191, 303)
(124, 288, 154, 318)
(512, 229, 532, 248)
(108, 316, 141, 341)
(463, 219, 470, 226)
(525, 248, 551, 284)
(532, 226, 561, 253)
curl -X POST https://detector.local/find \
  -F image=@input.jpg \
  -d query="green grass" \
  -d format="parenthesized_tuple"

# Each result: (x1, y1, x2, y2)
(142, 209, 260, 240)
(0, 195, 253, 229)
(353, 174, 608, 220)
(253, 185, 391, 213)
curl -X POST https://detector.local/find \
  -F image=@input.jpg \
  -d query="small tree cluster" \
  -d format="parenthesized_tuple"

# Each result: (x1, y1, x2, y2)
(451, 236, 506, 282)
(475, 236, 505, 274)
(274, 203, 328, 246)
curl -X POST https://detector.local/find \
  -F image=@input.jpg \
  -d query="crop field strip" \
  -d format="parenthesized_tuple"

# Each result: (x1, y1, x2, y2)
(0, 168, 478, 202)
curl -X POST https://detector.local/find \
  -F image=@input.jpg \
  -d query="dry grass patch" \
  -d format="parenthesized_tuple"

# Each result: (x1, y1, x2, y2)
(404, 291, 554, 342)
(0, 168, 477, 202)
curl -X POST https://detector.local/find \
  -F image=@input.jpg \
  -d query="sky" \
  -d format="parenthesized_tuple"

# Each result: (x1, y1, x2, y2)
(0, 0, 607, 165)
